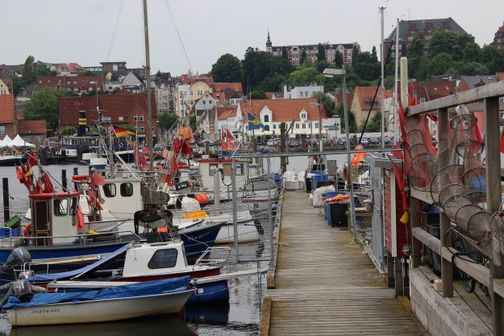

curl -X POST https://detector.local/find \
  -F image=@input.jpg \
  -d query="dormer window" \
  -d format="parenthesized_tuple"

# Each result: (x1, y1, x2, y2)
(264, 115, 269, 123)
(301, 112, 307, 119)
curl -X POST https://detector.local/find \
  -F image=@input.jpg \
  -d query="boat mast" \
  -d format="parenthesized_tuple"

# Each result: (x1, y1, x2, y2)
(393, 18, 400, 144)
(379, 6, 385, 148)
(142, 0, 154, 171)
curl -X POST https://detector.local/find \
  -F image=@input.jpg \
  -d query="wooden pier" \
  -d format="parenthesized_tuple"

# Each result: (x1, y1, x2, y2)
(260, 191, 423, 335)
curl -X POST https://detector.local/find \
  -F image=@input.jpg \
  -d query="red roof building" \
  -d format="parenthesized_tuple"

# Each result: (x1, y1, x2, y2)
(351, 86, 392, 127)
(239, 98, 327, 136)
(31, 75, 104, 95)
(211, 82, 243, 103)
(58, 91, 157, 136)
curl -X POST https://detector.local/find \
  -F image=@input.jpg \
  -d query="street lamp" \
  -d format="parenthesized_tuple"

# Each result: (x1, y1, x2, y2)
(309, 101, 323, 152)
(323, 67, 358, 243)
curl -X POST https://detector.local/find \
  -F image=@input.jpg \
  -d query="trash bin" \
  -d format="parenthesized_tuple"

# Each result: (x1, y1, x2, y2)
(327, 202, 349, 227)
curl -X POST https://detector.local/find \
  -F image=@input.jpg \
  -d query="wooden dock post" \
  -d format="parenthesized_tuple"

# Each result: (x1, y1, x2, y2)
(2, 178, 10, 222)
(280, 122, 287, 174)
(437, 107, 453, 298)
(485, 96, 504, 335)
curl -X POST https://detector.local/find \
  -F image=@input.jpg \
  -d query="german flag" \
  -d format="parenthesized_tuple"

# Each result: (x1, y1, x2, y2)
(113, 127, 135, 137)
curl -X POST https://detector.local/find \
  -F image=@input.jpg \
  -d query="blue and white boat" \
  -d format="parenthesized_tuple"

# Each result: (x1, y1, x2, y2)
(3, 277, 194, 326)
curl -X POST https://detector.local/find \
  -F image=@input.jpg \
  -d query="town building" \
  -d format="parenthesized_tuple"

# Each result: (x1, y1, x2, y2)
(46, 63, 84, 76)
(211, 82, 243, 105)
(266, 32, 357, 66)
(58, 91, 157, 138)
(0, 78, 11, 95)
(384, 18, 470, 59)
(492, 22, 504, 50)
(100, 61, 128, 75)
(350, 86, 391, 128)
(238, 98, 328, 138)
(28, 75, 104, 95)
(0, 94, 16, 137)
(16, 117, 47, 147)
(0, 64, 23, 78)
(283, 84, 323, 99)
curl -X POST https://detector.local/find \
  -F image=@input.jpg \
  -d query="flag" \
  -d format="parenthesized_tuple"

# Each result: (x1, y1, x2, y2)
(113, 127, 135, 137)
(247, 113, 264, 130)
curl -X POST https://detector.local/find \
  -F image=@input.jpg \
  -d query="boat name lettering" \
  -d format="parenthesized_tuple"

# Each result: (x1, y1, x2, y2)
(31, 308, 60, 314)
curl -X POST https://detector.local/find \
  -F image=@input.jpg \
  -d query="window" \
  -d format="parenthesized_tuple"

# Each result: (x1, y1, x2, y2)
(314, 122, 319, 129)
(139, 115, 144, 122)
(103, 184, 117, 197)
(419, 97, 426, 103)
(148, 249, 178, 269)
(273, 124, 277, 129)
(264, 115, 269, 123)
(120, 183, 134, 197)
(209, 163, 218, 176)
(54, 199, 68, 216)
(296, 123, 300, 129)
(264, 125, 270, 131)
(118, 116, 124, 122)
(302, 123, 306, 129)
(235, 163, 244, 176)
(133, 115, 138, 121)
(301, 113, 307, 119)
(140, 127, 145, 133)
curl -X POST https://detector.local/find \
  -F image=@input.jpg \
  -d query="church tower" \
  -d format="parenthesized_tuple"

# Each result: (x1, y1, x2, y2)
(266, 31, 272, 52)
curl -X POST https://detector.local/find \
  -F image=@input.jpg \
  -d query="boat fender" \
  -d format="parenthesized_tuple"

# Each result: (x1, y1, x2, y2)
(23, 223, 32, 237)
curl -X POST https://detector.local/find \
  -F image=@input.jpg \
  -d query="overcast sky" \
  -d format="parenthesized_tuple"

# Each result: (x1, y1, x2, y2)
(1, 0, 503, 76)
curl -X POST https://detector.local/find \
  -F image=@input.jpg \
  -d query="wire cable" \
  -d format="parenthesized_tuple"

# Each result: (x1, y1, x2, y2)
(106, 0, 125, 62)
(163, 0, 193, 73)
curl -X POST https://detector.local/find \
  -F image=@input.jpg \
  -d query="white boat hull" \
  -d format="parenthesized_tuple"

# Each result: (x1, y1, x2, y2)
(7, 289, 194, 326)
(215, 222, 262, 244)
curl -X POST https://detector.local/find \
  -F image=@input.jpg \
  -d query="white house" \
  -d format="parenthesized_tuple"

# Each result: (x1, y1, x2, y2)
(238, 98, 329, 138)
(283, 84, 324, 99)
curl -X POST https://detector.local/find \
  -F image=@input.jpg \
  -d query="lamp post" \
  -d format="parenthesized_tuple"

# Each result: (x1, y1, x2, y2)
(323, 68, 358, 242)
(310, 101, 323, 152)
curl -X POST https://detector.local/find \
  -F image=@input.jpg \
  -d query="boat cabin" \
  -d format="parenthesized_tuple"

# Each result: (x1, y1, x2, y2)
(197, 158, 252, 192)
(98, 177, 143, 221)
(121, 240, 189, 278)
(28, 192, 81, 245)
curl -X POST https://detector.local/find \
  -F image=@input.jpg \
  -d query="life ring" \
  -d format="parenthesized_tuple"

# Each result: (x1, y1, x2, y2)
(119, 142, 124, 149)
(72, 175, 89, 182)
(23, 223, 32, 237)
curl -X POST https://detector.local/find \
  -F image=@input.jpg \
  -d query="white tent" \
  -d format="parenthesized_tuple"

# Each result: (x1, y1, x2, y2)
(11, 134, 35, 148)
(0, 135, 13, 148)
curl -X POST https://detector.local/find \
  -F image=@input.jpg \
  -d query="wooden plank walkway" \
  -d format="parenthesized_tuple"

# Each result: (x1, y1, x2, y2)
(264, 191, 424, 336)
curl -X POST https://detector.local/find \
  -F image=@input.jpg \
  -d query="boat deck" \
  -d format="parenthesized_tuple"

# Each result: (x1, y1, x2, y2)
(261, 191, 424, 335)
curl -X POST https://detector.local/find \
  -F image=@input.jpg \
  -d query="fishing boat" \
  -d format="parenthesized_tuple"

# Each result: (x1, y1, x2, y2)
(3, 277, 194, 326)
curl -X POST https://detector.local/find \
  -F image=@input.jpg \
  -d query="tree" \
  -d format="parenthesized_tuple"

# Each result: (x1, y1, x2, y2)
(371, 46, 378, 63)
(78, 70, 95, 77)
(281, 47, 288, 60)
(430, 52, 453, 75)
(158, 112, 179, 131)
(242, 47, 292, 93)
(364, 112, 381, 132)
(300, 50, 307, 65)
(211, 53, 242, 82)
(289, 65, 324, 86)
(408, 33, 424, 58)
(250, 90, 267, 99)
(22, 56, 36, 85)
(24, 88, 62, 131)
(317, 44, 326, 62)
(334, 51, 343, 68)
(313, 92, 335, 118)
(335, 102, 357, 133)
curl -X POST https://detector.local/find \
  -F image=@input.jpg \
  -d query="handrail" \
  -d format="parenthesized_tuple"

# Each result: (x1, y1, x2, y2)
(192, 246, 231, 269)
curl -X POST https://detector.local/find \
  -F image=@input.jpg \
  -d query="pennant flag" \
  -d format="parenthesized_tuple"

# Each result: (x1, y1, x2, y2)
(247, 113, 264, 130)
(113, 127, 135, 137)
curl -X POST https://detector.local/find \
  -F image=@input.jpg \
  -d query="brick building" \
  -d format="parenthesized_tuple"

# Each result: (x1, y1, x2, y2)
(29, 75, 103, 95)
(58, 91, 157, 136)
(266, 32, 357, 66)
(492, 22, 504, 51)
(384, 18, 470, 58)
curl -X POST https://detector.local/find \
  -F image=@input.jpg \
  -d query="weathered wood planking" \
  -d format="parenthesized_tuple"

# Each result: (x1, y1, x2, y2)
(264, 191, 423, 336)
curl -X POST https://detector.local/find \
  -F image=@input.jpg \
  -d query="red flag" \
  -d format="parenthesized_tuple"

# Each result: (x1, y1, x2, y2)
(500, 130, 504, 153)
